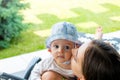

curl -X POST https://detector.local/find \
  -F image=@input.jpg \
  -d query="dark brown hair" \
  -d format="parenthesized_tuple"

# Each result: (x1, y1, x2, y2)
(83, 40, 120, 80)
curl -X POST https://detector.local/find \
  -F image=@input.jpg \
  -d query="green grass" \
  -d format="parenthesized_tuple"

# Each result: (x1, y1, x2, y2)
(0, 1, 120, 59)
(0, 29, 46, 59)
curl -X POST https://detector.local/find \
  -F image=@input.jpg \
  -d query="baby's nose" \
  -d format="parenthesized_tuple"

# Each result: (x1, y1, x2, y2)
(58, 47, 64, 53)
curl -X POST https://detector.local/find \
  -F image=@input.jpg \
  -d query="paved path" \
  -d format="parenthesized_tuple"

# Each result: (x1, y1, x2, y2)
(0, 49, 51, 74)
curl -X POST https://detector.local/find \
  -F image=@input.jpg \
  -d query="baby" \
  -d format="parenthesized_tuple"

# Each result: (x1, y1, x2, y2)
(29, 22, 81, 80)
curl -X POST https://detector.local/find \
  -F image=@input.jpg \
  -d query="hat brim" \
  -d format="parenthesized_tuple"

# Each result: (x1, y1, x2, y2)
(46, 34, 79, 48)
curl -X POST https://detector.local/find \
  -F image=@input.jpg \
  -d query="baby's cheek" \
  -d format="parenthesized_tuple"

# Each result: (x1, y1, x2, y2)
(66, 53, 72, 58)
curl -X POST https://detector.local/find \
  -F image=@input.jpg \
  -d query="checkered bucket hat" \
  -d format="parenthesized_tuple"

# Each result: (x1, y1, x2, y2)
(46, 22, 80, 48)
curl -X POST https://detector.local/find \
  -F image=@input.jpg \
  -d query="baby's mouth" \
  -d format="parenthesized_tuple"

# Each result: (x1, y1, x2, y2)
(57, 56, 71, 64)
(57, 56, 64, 58)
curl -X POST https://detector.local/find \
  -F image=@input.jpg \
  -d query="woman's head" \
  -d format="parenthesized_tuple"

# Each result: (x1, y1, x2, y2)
(71, 40, 120, 80)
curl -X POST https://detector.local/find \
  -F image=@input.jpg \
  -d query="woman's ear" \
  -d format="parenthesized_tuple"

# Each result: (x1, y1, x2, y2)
(48, 48, 51, 52)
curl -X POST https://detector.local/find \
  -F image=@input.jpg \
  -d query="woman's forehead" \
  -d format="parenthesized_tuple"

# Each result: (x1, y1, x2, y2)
(77, 41, 91, 57)
(78, 41, 90, 50)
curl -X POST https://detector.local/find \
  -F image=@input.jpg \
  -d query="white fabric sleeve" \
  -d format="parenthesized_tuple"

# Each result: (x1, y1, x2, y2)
(28, 56, 53, 80)
(28, 61, 43, 80)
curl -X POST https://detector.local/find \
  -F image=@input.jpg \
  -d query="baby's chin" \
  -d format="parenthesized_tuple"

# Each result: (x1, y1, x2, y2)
(55, 58, 71, 65)
(62, 60, 71, 65)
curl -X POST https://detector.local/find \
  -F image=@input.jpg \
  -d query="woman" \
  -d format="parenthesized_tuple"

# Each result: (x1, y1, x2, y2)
(71, 40, 120, 80)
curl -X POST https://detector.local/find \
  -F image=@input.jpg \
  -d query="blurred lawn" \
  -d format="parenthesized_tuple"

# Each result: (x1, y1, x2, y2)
(0, 0, 120, 59)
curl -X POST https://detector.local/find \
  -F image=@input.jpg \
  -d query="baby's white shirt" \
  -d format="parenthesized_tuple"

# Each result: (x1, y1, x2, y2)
(28, 56, 74, 80)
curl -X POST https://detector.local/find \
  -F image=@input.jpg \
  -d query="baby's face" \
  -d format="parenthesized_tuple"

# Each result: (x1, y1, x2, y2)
(50, 39, 74, 64)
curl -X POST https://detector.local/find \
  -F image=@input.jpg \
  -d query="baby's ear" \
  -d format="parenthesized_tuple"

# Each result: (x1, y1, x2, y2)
(48, 48, 51, 52)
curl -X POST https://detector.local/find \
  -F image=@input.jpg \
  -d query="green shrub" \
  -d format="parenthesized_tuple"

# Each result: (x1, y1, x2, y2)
(0, 0, 29, 48)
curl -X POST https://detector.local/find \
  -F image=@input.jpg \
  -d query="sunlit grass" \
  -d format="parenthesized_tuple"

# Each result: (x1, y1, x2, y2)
(0, 29, 46, 59)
